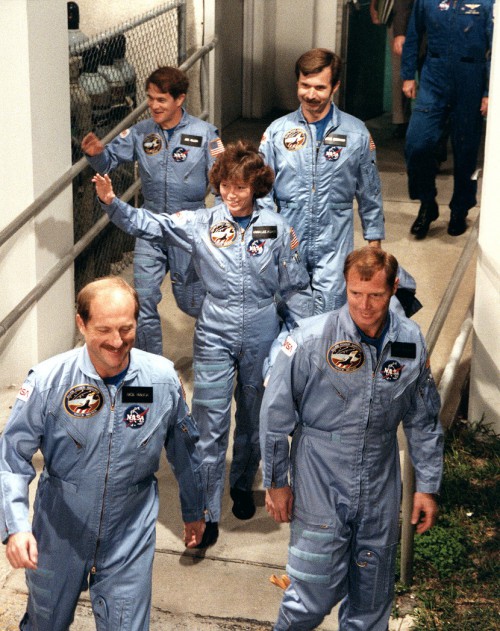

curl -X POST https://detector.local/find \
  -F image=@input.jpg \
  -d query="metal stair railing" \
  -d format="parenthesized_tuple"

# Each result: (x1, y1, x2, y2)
(0, 39, 217, 340)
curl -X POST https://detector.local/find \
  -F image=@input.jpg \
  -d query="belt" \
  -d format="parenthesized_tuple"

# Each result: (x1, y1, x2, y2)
(428, 52, 479, 63)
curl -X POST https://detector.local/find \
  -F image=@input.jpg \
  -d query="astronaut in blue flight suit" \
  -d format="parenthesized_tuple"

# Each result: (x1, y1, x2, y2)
(93, 140, 313, 548)
(82, 66, 222, 354)
(261, 247, 443, 631)
(259, 48, 385, 315)
(401, 0, 493, 239)
(0, 277, 205, 631)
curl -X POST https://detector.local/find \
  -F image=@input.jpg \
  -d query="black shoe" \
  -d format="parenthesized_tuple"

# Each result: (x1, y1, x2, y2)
(230, 487, 256, 520)
(194, 521, 219, 548)
(410, 200, 439, 239)
(447, 212, 467, 236)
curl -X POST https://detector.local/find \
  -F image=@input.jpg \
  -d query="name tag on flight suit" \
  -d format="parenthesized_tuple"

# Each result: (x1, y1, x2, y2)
(253, 226, 278, 239)
(180, 134, 202, 147)
(122, 386, 154, 403)
(324, 133, 347, 146)
(391, 342, 417, 359)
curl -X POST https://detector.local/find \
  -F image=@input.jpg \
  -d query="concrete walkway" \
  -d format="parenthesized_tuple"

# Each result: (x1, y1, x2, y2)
(0, 112, 478, 629)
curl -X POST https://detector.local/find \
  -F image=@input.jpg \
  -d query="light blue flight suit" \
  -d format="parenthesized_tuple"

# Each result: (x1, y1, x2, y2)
(85, 110, 221, 354)
(259, 105, 385, 314)
(0, 347, 204, 631)
(100, 197, 313, 522)
(260, 303, 443, 630)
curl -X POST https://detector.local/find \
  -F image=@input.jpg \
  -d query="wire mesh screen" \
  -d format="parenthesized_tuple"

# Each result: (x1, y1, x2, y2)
(69, 1, 185, 291)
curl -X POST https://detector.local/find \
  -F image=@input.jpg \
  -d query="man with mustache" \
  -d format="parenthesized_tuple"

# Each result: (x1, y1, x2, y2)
(0, 277, 205, 630)
(259, 48, 385, 315)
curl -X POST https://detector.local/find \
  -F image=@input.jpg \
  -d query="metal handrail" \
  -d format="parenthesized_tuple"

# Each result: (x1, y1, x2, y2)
(399, 216, 479, 586)
(0, 38, 217, 252)
(69, 0, 186, 55)
(0, 39, 217, 340)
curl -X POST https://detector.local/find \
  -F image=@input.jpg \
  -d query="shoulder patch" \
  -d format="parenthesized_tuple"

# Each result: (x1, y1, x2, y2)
(120, 128, 130, 139)
(171, 211, 189, 225)
(281, 336, 297, 357)
(209, 138, 225, 157)
(17, 383, 33, 402)
(290, 227, 299, 249)
(369, 135, 376, 151)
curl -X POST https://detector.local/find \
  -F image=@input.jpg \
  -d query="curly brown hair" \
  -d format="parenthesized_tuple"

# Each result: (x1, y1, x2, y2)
(209, 140, 274, 199)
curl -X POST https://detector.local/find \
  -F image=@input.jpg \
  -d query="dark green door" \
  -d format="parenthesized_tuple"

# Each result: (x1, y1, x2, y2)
(340, 0, 387, 121)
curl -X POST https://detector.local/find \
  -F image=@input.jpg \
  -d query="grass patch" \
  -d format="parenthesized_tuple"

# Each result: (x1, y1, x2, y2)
(394, 419, 500, 630)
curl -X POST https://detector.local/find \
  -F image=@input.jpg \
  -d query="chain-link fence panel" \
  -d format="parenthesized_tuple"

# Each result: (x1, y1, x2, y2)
(69, 1, 186, 292)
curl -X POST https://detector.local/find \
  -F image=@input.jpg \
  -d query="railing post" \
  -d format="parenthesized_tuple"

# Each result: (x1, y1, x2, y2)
(177, 1, 187, 65)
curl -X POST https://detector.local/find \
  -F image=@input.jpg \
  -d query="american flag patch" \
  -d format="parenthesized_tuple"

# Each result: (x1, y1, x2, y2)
(209, 138, 225, 157)
(369, 135, 376, 151)
(290, 227, 299, 250)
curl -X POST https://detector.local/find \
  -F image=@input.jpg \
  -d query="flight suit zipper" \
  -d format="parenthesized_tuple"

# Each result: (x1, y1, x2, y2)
(91, 386, 121, 575)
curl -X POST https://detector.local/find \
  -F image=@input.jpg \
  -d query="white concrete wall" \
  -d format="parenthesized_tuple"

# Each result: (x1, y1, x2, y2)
(242, 0, 277, 119)
(274, 0, 339, 112)
(469, 4, 500, 432)
(0, 0, 74, 386)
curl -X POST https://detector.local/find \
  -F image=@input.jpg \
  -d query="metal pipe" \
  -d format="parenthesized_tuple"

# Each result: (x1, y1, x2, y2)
(0, 39, 217, 251)
(426, 219, 478, 355)
(0, 180, 140, 340)
(400, 433, 416, 586)
(177, 3, 187, 65)
(399, 217, 478, 585)
(69, 0, 186, 55)
(438, 303, 474, 420)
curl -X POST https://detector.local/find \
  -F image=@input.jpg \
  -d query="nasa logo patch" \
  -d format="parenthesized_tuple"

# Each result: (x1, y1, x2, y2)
(143, 133, 162, 155)
(283, 128, 307, 151)
(210, 220, 236, 248)
(172, 146, 188, 162)
(123, 405, 149, 429)
(381, 360, 404, 381)
(324, 146, 342, 161)
(17, 383, 33, 402)
(64, 384, 104, 418)
(120, 128, 130, 139)
(281, 336, 297, 357)
(327, 341, 365, 373)
(247, 239, 265, 256)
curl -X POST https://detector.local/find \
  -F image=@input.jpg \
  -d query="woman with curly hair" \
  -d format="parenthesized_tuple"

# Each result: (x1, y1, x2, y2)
(93, 140, 312, 547)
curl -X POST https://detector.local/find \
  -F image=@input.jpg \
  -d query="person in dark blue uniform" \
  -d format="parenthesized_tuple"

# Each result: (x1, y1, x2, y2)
(401, 0, 493, 238)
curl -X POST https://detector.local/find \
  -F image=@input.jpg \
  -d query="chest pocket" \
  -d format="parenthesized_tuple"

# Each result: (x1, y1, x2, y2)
(44, 409, 97, 485)
(303, 359, 349, 428)
(133, 417, 167, 483)
(375, 361, 420, 419)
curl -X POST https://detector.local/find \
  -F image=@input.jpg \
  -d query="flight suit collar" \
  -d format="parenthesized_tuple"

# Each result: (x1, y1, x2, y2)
(296, 102, 341, 131)
(336, 302, 402, 346)
(77, 345, 140, 383)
